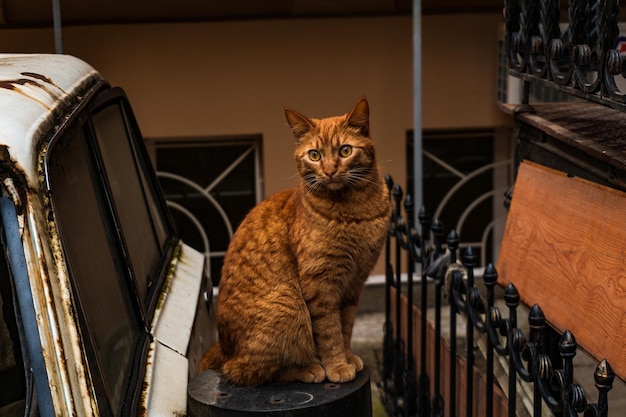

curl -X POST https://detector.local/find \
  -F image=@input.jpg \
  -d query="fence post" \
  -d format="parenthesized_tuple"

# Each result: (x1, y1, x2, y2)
(447, 230, 460, 417)
(382, 176, 394, 400)
(417, 207, 431, 417)
(483, 264, 498, 417)
(392, 185, 405, 413)
(591, 359, 614, 417)
(504, 284, 519, 417)
(402, 194, 418, 417)
(430, 219, 445, 417)
(463, 247, 477, 417)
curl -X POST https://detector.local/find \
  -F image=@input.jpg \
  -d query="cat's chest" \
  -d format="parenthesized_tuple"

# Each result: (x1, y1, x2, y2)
(315, 221, 358, 246)
(291, 191, 390, 255)
(294, 210, 387, 253)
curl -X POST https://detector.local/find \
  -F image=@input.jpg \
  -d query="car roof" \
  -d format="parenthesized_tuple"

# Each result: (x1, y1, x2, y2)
(0, 53, 102, 186)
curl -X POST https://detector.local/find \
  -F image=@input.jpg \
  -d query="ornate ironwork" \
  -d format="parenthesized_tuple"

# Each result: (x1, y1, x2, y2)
(506, 0, 626, 111)
(380, 177, 616, 417)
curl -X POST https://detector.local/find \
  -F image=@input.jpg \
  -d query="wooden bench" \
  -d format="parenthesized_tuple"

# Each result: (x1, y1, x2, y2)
(497, 160, 626, 383)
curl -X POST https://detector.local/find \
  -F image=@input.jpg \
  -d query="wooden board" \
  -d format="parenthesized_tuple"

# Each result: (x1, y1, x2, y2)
(497, 161, 626, 380)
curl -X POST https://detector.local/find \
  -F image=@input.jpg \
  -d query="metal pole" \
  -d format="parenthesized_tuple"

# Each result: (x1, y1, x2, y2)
(52, 0, 63, 54)
(412, 0, 423, 215)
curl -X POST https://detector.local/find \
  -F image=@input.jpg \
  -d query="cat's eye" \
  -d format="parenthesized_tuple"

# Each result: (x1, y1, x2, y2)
(308, 150, 321, 161)
(339, 145, 353, 158)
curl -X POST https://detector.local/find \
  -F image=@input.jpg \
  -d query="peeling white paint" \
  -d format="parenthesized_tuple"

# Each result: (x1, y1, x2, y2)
(0, 54, 100, 186)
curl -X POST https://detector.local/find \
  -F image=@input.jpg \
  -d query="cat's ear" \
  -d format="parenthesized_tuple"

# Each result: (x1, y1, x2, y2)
(346, 98, 369, 136)
(284, 107, 313, 140)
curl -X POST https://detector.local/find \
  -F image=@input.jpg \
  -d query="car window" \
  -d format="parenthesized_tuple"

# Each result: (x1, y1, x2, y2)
(91, 102, 166, 309)
(48, 124, 143, 416)
(46, 89, 177, 417)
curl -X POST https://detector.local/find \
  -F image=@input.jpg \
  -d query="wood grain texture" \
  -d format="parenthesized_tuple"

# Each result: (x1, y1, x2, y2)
(497, 161, 626, 380)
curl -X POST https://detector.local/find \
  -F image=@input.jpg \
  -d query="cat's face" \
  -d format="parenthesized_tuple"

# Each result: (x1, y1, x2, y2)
(285, 99, 377, 194)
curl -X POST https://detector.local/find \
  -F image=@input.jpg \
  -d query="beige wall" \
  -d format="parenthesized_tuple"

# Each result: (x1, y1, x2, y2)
(1, 14, 507, 195)
(423, 14, 509, 129)
(1, 14, 509, 273)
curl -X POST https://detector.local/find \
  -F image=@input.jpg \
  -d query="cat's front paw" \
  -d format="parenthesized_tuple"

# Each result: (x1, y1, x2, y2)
(347, 354, 364, 372)
(277, 364, 326, 383)
(299, 364, 326, 383)
(325, 363, 356, 383)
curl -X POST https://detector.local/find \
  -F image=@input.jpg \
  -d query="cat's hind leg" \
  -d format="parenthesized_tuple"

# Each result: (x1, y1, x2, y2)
(198, 341, 226, 372)
(220, 290, 320, 386)
(221, 355, 281, 386)
(220, 333, 321, 385)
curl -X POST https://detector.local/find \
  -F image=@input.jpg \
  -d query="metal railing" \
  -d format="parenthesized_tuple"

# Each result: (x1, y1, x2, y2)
(378, 1, 625, 415)
(379, 176, 615, 417)
(506, 0, 626, 111)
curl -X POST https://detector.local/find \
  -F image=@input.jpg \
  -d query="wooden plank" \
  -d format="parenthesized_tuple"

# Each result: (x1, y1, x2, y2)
(497, 160, 626, 380)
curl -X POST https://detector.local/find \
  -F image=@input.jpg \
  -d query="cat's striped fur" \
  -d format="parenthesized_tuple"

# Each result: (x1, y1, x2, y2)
(198, 98, 390, 386)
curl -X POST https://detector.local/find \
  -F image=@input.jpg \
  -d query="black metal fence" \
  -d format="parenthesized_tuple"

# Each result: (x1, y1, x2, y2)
(378, 176, 616, 417)
(506, 0, 626, 112)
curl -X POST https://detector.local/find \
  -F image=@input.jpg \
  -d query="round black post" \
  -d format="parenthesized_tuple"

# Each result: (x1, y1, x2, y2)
(189, 367, 373, 417)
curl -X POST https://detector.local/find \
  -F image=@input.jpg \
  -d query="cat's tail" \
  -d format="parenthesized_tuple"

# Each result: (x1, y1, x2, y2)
(198, 341, 226, 373)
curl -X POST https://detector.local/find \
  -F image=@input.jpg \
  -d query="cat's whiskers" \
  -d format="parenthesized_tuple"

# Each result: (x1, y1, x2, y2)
(343, 167, 379, 187)
(306, 182, 321, 194)
(285, 172, 301, 180)
(302, 174, 322, 194)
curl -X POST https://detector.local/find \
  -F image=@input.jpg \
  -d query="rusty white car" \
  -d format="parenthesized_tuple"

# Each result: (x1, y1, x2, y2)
(0, 54, 213, 417)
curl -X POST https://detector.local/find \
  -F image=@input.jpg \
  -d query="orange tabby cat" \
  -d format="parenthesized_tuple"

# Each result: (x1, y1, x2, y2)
(198, 98, 390, 386)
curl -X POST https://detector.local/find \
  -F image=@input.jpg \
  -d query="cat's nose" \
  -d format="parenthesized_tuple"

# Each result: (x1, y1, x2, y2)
(323, 162, 338, 178)
(324, 168, 337, 178)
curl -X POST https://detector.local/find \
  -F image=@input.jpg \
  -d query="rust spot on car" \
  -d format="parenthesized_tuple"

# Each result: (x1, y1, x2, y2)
(0, 145, 10, 162)
(21, 72, 53, 84)
(155, 241, 183, 311)
(0, 72, 68, 110)
(0, 79, 50, 109)
(0, 145, 32, 215)
(22, 72, 68, 95)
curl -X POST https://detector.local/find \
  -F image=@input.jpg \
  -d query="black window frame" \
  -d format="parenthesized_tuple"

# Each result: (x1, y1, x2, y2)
(86, 88, 178, 318)
(44, 86, 178, 417)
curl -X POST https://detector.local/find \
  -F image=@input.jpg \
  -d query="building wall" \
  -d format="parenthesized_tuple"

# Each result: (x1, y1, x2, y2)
(1, 13, 510, 272)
